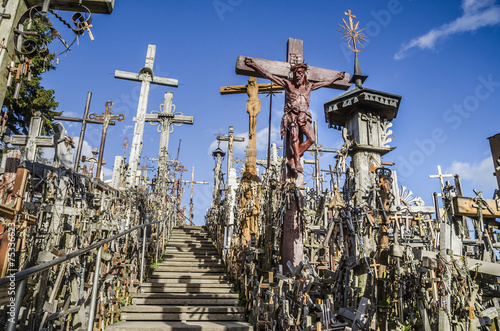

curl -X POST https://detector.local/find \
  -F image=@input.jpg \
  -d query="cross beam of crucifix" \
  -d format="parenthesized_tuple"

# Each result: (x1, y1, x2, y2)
(236, 38, 351, 90)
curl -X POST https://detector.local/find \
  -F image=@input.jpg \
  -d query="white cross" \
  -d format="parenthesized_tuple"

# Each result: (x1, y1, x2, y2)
(429, 165, 453, 193)
(115, 44, 178, 187)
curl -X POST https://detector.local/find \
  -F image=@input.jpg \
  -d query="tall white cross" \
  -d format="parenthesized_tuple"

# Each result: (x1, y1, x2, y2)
(115, 44, 179, 187)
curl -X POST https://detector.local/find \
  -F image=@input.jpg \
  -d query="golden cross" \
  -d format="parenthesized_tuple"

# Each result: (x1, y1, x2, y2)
(339, 9, 368, 53)
(344, 10, 356, 29)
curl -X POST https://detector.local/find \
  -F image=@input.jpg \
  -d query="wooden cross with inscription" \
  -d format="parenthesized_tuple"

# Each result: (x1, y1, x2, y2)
(3, 113, 54, 162)
(88, 101, 125, 179)
(115, 44, 179, 187)
(53, 92, 117, 172)
(216, 126, 245, 172)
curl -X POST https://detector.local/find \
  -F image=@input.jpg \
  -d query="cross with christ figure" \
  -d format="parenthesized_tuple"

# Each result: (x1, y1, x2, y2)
(115, 44, 178, 187)
(236, 38, 350, 179)
(221, 77, 282, 175)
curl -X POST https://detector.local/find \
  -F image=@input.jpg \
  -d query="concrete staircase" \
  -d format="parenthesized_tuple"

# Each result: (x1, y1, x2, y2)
(106, 226, 252, 330)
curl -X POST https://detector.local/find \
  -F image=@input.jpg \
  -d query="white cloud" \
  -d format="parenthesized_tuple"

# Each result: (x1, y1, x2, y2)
(122, 125, 133, 136)
(445, 156, 497, 190)
(395, 0, 500, 59)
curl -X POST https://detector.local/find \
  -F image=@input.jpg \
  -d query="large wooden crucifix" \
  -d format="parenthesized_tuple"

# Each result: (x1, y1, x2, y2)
(236, 38, 350, 178)
(143, 92, 193, 183)
(53, 92, 118, 172)
(216, 126, 245, 172)
(88, 101, 125, 179)
(236, 38, 350, 268)
(115, 44, 179, 187)
(3, 113, 54, 162)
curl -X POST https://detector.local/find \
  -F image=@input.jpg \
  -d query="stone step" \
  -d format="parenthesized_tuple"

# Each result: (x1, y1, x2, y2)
(168, 237, 211, 243)
(153, 266, 225, 273)
(162, 251, 220, 257)
(167, 241, 214, 246)
(122, 312, 245, 322)
(150, 271, 227, 279)
(122, 305, 244, 314)
(159, 255, 222, 263)
(165, 244, 216, 249)
(175, 226, 206, 230)
(121, 305, 245, 321)
(133, 293, 238, 299)
(140, 283, 232, 293)
(132, 298, 239, 306)
(147, 278, 229, 284)
(106, 321, 253, 330)
(158, 260, 223, 267)
(164, 248, 218, 254)
(132, 293, 239, 306)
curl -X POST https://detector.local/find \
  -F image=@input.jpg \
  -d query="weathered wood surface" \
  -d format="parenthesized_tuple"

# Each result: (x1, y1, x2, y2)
(235, 56, 351, 90)
(220, 82, 284, 95)
(452, 196, 500, 218)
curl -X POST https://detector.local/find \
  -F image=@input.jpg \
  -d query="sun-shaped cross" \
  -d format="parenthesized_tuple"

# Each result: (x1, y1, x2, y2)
(338, 10, 368, 53)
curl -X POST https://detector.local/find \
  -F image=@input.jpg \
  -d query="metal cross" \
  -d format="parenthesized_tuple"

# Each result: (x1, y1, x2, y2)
(89, 101, 125, 179)
(53, 92, 118, 172)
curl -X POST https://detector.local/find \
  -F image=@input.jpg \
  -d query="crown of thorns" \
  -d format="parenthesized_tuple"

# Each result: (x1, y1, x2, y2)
(291, 62, 309, 72)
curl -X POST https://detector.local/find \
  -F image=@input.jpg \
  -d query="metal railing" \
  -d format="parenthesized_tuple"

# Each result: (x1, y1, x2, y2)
(0, 209, 176, 331)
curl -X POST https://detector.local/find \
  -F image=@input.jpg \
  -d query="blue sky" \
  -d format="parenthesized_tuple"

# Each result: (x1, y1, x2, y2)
(39, 0, 500, 225)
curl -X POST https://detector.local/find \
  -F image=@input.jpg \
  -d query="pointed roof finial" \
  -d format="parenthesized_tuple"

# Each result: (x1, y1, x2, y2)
(338, 10, 369, 87)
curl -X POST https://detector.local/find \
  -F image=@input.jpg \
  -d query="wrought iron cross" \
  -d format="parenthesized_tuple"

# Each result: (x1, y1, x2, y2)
(89, 101, 125, 179)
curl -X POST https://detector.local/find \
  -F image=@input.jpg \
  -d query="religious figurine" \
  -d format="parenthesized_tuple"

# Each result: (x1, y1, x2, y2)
(244, 57, 345, 176)
(246, 77, 261, 140)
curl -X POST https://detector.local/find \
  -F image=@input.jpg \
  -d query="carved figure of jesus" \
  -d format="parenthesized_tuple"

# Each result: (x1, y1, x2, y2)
(246, 77, 261, 140)
(245, 58, 345, 175)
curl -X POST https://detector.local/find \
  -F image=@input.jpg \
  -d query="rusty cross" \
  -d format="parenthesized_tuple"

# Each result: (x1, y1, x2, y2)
(89, 101, 125, 179)
(54, 92, 118, 172)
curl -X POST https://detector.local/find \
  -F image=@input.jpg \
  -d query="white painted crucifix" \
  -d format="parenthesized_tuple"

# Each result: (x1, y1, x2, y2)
(115, 44, 179, 187)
